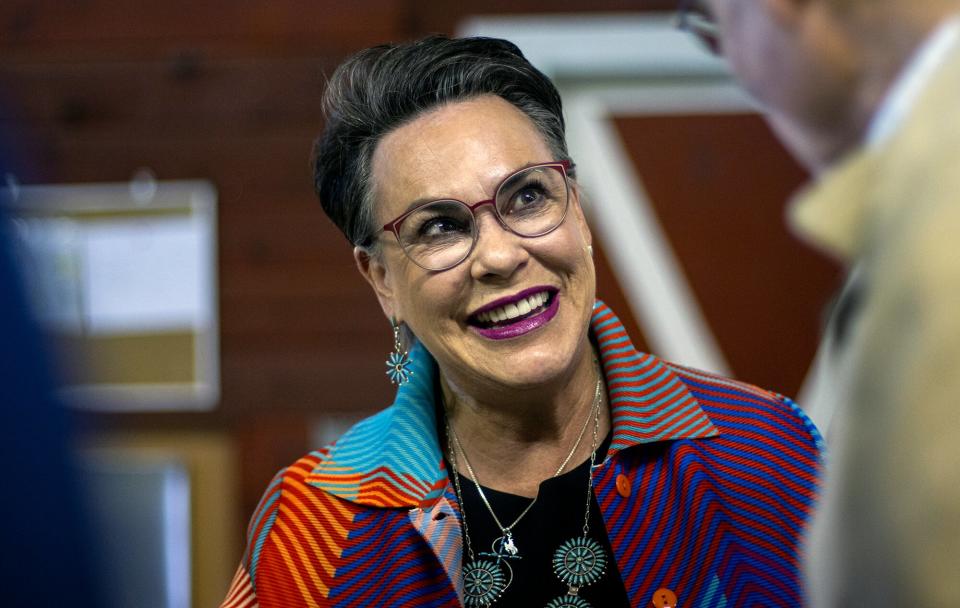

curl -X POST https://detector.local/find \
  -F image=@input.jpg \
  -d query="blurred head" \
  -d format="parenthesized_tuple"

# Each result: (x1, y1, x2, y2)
(698, 0, 866, 170)
(697, 0, 956, 170)
(313, 37, 596, 395)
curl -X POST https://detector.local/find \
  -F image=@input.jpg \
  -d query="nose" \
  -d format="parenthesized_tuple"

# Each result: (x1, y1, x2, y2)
(467, 209, 529, 281)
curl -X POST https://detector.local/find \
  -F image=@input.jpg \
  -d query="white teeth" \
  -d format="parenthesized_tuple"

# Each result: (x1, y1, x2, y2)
(517, 299, 531, 315)
(475, 291, 551, 325)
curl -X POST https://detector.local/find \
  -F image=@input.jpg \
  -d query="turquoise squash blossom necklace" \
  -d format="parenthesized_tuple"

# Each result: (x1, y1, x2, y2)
(445, 370, 608, 608)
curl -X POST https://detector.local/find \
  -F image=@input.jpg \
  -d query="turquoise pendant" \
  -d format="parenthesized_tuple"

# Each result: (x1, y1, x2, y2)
(463, 559, 507, 608)
(546, 595, 592, 608)
(552, 536, 607, 588)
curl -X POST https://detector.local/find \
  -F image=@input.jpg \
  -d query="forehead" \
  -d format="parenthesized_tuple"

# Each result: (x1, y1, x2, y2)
(370, 95, 555, 212)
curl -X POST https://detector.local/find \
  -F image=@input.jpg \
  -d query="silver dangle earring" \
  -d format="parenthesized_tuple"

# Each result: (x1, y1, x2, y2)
(385, 318, 413, 385)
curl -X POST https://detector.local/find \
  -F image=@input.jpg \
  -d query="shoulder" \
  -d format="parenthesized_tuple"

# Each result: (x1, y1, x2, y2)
(239, 449, 365, 581)
(666, 361, 825, 460)
(239, 451, 322, 567)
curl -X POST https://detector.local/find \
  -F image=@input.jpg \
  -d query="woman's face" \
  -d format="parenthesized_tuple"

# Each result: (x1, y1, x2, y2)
(357, 95, 596, 396)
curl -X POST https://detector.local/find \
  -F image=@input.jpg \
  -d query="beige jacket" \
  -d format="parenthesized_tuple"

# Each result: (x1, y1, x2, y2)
(793, 36, 960, 608)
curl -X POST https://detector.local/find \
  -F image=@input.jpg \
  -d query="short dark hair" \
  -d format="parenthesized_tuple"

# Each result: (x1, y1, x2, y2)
(312, 35, 572, 249)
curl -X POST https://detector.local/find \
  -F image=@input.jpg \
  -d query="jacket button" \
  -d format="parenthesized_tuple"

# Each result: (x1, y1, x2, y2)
(650, 587, 677, 607)
(615, 474, 631, 497)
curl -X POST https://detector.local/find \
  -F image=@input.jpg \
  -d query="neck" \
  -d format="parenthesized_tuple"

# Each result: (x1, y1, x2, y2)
(441, 344, 610, 498)
(770, 106, 868, 174)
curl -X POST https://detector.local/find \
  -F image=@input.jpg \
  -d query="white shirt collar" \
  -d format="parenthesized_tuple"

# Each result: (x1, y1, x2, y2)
(867, 14, 960, 147)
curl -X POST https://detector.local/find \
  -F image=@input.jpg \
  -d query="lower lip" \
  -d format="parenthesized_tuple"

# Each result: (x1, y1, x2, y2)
(473, 293, 560, 340)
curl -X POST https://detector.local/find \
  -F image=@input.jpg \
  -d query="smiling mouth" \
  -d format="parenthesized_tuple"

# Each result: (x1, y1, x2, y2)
(469, 289, 556, 329)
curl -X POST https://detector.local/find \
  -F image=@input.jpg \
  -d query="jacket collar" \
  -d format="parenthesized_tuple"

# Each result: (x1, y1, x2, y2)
(788, 149, 877, 263)
(306, 301, 718, 508)
(790, 30, 960, 264)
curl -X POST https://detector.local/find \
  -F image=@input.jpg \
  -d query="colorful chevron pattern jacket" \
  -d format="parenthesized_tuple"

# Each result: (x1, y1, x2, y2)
(222, 302, 823, 607)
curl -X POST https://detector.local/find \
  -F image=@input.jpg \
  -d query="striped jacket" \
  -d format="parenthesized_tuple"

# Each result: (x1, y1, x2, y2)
(222, 302, 823, 607)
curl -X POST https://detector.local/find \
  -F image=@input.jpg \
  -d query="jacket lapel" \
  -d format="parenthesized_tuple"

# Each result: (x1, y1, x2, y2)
(305, 302, 717, 509)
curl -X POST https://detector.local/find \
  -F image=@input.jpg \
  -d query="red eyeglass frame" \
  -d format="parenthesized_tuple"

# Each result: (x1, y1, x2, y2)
(381, 159, 572, 236)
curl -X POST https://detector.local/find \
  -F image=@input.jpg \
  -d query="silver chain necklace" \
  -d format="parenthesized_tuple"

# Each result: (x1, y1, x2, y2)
(447, 374, 599, 558)
(445, 370, 608, 608)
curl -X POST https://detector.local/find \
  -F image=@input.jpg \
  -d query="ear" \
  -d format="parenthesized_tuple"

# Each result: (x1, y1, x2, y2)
(354, 246, 400, 322)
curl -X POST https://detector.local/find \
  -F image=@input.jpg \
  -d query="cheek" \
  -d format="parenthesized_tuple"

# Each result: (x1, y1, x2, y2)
(718, 6, 783, 98)
(384, 257, 434, 320)
(539, 227, 594, 279)
(397, 268, 466, 325)
(569, 198, 592, 246)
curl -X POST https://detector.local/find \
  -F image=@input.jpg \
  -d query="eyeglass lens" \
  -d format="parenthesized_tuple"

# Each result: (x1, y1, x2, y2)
(678, 0, 721, 55)
(395, 164, 569, 270)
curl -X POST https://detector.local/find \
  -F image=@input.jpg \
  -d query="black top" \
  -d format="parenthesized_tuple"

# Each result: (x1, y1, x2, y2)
(450, 432, 631, 607)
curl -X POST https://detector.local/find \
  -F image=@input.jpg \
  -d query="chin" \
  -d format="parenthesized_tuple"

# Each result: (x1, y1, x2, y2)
(485, 335, 584, 390)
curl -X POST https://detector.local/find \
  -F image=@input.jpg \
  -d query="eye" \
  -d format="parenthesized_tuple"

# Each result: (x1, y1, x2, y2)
(398, 200, 475, 247)
(517, 186, 545, 206)
(502, 181, 549, 215)
(417, 215, 469, 238)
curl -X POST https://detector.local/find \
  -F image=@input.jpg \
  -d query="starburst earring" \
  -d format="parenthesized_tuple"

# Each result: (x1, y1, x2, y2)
(385, 318, 413, 385)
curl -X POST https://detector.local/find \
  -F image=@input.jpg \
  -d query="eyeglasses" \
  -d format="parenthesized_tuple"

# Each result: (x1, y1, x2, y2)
(675, 0, 721, 55)
(380, 160, 572, 271)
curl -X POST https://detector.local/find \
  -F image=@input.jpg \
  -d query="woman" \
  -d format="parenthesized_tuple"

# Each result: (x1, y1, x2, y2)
(222, 36, 822, 608)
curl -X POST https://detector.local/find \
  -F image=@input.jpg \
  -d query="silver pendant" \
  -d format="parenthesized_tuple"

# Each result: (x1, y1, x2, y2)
(463, 559, 507, 608)
(483, 535, 523, 561)
(551, 536, 607, 588)
(488, 532, 520, 557)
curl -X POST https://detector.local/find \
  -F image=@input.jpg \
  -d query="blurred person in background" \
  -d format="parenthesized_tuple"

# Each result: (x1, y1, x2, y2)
(221, 36, 821, 608)
(0, 170, 101, 604)
(678, 0, 960, 605)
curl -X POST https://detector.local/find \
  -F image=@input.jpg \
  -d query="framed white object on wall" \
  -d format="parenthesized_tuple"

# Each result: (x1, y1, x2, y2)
(4, 178, 219, 412)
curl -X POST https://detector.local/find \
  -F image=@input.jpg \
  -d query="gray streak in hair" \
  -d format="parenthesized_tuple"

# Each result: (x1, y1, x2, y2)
(312, 35, 573, 251)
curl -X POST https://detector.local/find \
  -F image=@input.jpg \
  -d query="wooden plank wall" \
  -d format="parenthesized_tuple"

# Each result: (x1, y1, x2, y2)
(0, 0, 677, 590)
